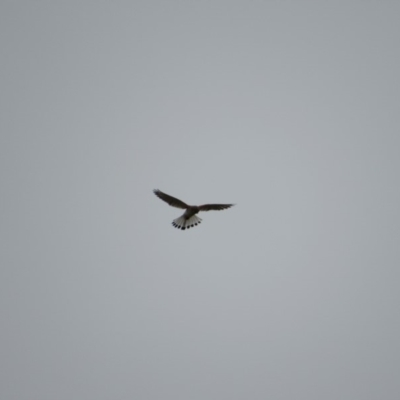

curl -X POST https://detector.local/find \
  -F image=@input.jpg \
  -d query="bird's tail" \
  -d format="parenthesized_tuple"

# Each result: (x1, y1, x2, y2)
(172, 215, 202, 230)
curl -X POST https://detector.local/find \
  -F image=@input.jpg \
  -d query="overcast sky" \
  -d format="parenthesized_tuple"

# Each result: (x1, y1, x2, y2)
(1, 2, 400, 399)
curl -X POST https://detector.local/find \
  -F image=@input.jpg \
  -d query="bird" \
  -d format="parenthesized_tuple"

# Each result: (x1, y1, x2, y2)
(153, 189, 234, 230)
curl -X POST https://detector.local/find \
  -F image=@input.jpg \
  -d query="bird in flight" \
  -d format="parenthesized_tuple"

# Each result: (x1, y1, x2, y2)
(153, 189, 234, 230)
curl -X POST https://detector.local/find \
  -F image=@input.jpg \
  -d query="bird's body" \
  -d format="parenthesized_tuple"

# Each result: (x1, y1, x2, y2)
(153, 189, 234, 230)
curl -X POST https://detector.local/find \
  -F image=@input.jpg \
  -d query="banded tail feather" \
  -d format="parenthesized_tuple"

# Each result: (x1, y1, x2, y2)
(172, 215, 202, 230)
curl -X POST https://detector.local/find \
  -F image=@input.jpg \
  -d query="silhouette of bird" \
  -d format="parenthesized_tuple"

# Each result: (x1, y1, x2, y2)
(153, 189, 234, 230)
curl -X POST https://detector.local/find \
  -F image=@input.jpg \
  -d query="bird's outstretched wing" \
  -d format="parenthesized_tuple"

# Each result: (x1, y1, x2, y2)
(153, 189, 188, 209)
(198, 203, 234, 211)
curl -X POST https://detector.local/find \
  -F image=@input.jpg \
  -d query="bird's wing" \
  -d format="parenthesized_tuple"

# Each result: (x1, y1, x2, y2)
(153, 189, 188, 209)
(198, 203, 235, 211)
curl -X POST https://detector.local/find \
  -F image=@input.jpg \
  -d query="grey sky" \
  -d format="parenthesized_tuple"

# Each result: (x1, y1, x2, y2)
(1, 1, 399, 399)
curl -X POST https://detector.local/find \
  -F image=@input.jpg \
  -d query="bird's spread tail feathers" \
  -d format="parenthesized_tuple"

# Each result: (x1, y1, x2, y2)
(172, 215, 202, 230)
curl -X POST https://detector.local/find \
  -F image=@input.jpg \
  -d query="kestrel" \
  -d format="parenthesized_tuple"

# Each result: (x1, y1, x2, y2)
(153, 189, 234, 230)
